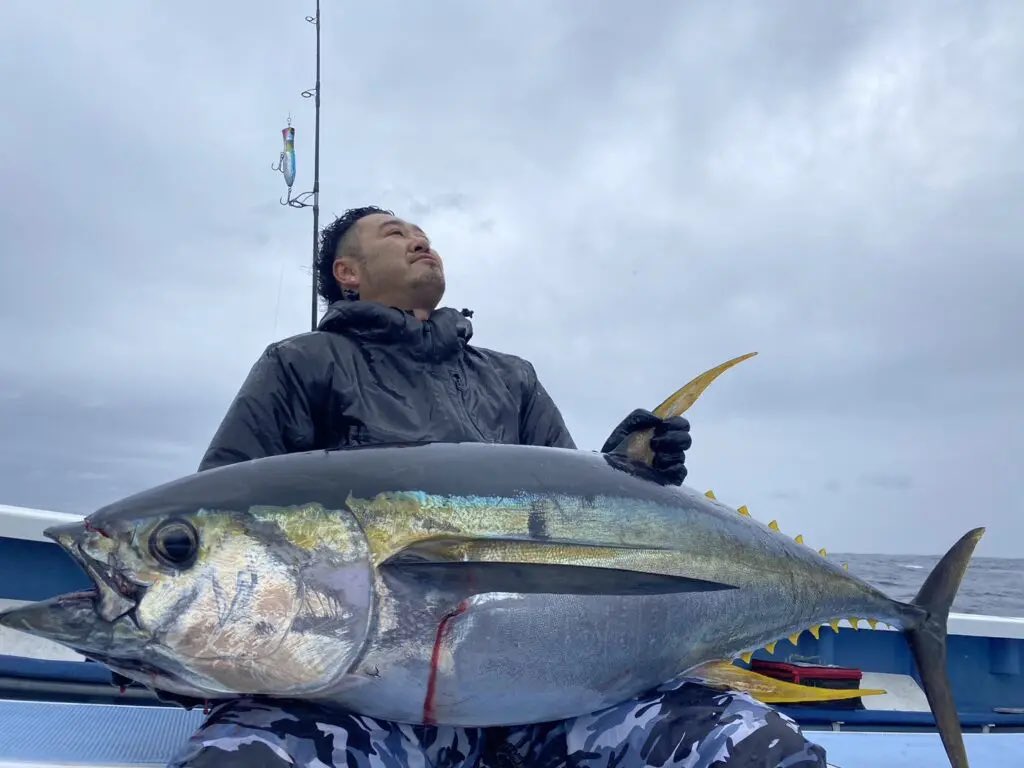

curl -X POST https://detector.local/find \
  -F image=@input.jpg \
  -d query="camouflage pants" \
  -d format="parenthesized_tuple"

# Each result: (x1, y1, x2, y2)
(166, 676, 827, 768)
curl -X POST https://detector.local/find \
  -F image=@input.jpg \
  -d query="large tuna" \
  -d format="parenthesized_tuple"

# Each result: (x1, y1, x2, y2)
(0, 354, 982, 768)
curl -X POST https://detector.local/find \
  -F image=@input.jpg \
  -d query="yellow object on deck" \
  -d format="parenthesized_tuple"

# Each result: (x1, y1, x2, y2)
(690, 660, 886, 704)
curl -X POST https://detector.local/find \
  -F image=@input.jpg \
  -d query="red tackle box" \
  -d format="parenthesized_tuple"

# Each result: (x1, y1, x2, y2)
(750, 659, 866, 710)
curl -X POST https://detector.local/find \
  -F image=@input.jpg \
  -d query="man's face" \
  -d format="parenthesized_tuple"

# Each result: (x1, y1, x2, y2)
(334, 213, 446, 310)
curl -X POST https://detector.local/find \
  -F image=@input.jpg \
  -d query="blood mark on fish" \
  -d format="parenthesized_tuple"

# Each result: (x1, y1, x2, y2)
(423, 599, 470, 725)
(84, 520, 110, 538)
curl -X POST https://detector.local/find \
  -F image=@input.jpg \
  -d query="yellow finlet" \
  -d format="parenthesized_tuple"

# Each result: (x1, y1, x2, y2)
(843, 562, 849, 570)
(818, 548, 827, 557)
(789, 631, 801, 645)
(740, 651, 753, 665)
(794, 534, 804, 544)
(849, 617, 860, 630)
(868, 619, 879, 630)
(627, 352, 758, 464)
(809, 625, 820, 640)
(768, 520, 781, 532)
(737, 505, 751, 517)
(765, 641, 777, 654)
(688, 660, 887, 705)
(705, 490, 717, 500)
(829, 619, 840, 633)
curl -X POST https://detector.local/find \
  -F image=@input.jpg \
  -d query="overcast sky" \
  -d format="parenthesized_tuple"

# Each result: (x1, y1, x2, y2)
(0, 0, 1020, 558)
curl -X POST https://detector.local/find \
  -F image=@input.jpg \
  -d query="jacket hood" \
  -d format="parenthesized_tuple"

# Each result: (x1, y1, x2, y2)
(317, 300, 474, 361)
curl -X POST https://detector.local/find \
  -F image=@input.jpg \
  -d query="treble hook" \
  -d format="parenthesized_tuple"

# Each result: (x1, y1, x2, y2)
(280, 188, 315, 209)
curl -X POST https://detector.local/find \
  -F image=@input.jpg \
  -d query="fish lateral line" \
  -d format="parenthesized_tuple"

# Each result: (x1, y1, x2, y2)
(381, 535, 682, 563)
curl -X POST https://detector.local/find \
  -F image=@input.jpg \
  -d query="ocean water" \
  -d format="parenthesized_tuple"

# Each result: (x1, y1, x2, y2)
(836, 553, 1024, 617)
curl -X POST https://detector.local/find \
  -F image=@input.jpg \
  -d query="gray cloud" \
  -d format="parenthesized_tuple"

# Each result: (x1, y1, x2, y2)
(0, 0, 1020, 557)
(861, 473, 915, 491)
(769, 490, 802, 501)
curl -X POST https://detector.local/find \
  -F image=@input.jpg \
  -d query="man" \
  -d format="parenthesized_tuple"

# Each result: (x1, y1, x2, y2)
(170, 206, 826, 768)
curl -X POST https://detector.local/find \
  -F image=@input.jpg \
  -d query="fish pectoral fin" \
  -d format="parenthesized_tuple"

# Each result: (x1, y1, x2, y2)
(689, 660, 886, 704)
(380, 559, 736, 596)
(380, 538, 737, 596)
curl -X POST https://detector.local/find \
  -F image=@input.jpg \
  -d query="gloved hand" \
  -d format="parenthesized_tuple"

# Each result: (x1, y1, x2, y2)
(601, 409, 692, 485)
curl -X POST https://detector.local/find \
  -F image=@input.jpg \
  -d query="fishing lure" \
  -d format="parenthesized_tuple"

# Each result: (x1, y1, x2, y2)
(275, 122, 297, 189)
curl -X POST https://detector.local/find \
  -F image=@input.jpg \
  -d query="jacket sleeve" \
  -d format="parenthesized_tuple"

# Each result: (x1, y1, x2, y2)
(197, 344, 319, 472)
(519, 361, 577, 449)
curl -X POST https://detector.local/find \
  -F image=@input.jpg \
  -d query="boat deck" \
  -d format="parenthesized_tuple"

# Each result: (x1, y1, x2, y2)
(0, 698, 1020, 767)
(0, 699, 202, 767)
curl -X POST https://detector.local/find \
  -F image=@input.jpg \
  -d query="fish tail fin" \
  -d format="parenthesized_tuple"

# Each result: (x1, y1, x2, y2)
(625, 352, 757, 465)
(902, 526, 985, 768)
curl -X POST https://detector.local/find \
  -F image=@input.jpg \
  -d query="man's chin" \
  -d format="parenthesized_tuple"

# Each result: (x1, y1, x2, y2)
(412, 276, 445, 308)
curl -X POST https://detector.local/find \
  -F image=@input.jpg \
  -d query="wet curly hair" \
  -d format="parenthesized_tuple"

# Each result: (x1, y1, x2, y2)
(315, 205, 394, 304)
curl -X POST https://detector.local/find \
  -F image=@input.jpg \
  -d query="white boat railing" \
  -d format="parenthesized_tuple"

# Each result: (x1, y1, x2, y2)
(0, 504, 85, 543)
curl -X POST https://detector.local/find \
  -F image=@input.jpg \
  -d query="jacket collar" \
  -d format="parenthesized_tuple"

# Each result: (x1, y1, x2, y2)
(317, 300, 474, 361)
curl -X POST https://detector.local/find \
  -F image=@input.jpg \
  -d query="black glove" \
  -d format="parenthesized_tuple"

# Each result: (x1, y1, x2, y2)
(601, 409, 692, 485)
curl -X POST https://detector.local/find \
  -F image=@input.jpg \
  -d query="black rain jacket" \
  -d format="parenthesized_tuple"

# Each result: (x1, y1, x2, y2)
(198, 301, 576, 471)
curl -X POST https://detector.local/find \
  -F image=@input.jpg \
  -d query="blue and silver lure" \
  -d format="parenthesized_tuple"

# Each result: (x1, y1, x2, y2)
(278, 125, 296, 189)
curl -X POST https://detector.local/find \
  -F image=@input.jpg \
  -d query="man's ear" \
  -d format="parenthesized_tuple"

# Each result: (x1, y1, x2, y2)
(333, 257, 360, 292)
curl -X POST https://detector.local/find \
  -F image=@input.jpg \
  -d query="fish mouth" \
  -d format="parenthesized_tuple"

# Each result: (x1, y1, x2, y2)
(0, 588, 206, 698)
(0, 587, 104, 649)
(57, 588, 100, 602)
(44, 522, 140, 622)
(0, 527, 211, 700)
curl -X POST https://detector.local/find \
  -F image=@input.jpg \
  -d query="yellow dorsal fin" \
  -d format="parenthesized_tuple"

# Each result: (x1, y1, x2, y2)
(818, 548, 827, 557)
(705, 490, 717, 500)
(765, 641, 777, 654)
(794, 534, 804, 544)
(829, 619, 840, 633)
(789, 631, 801, 645)
(768, 520, 781, 532)
(737, 505, 751, 517)
(868, 618, 878, 630)
(809, 625, 820, 640)
(740, 651, 753, 664)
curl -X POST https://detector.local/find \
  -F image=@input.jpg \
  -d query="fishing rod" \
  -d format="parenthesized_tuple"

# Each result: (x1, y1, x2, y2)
(272, 0, 321, 332)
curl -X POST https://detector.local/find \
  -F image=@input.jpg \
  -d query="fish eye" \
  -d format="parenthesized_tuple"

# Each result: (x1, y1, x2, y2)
(150, 520, 198, 568)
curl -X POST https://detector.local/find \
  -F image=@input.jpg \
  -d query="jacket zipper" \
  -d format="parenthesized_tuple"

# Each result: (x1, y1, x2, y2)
(450, 369, 488, 440)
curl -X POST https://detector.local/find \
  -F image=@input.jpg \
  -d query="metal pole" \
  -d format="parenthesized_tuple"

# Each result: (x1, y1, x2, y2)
(273, 2, 323, 331)
(310, 0, 321, 332)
